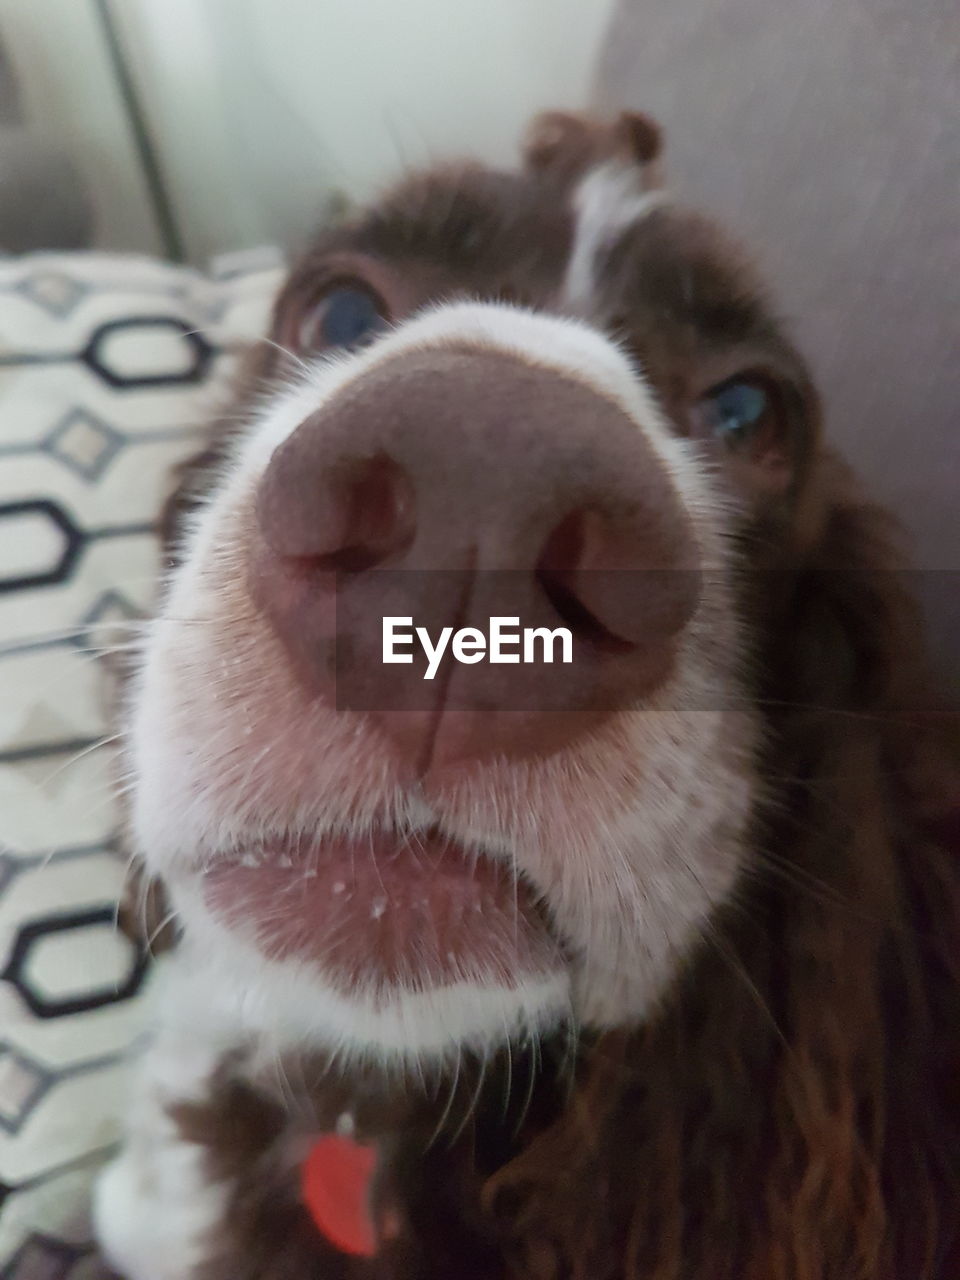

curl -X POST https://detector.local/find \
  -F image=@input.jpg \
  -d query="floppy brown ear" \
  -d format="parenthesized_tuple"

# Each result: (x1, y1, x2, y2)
(763, 452, 934, 724)
(522, 110, 663, 184)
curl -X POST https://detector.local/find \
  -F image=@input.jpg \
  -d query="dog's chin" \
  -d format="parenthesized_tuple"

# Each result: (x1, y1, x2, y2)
(162, 831, 574, 1066)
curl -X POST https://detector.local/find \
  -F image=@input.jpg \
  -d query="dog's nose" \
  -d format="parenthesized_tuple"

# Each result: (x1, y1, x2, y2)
(252, 343, 699, 772)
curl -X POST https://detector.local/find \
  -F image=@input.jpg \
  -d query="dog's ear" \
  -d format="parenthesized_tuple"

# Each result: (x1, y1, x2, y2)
(612, 111, 664, 166)
(522, 110, 663, 184)
(764, 451, 933, 723)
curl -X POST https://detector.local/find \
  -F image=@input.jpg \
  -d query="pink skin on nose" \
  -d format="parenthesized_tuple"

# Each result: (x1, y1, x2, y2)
(251, 346, 699, 775)
(203, 830, 565, 995)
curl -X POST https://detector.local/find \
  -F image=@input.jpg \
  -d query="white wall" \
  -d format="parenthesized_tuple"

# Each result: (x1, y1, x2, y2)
(111, 0, 617, 262)
(0, 0, 164, 254)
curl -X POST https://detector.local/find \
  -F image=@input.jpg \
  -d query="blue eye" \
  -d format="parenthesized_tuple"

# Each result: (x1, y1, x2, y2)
(701, 380, 770, 439)
(300, 285, 387, 351)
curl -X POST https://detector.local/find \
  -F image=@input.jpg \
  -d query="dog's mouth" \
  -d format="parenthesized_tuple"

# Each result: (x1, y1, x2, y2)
(202, 829, 566, 995)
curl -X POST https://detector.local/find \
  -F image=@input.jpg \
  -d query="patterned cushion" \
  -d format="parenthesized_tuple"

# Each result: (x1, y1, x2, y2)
(0, 251, 283, 1274)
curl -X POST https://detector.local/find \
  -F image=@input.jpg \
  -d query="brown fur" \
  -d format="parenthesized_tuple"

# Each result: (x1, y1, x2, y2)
(484, 479, 960, 1278)
(157, 477, 960, 1279)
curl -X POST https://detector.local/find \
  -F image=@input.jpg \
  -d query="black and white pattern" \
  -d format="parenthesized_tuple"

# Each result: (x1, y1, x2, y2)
(0, 252, 282, 1274)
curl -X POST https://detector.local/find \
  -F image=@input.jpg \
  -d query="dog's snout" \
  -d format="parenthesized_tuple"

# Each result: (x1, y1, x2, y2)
(253, 341, 699, 772)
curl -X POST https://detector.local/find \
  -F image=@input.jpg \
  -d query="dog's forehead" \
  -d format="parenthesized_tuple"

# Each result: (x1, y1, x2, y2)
(355, 165, 569, 277)
(594, 206, 772, 342)
(299, 161, 769, 336)
(278, 156, 818, 433)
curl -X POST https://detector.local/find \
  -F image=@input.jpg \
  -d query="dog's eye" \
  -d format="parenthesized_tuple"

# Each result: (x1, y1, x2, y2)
(297, 285, 387, 352)
(696, 379, 770, 440)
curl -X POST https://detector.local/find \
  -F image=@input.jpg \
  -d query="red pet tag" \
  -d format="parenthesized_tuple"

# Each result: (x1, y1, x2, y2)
(302, 1133, 378, 1258)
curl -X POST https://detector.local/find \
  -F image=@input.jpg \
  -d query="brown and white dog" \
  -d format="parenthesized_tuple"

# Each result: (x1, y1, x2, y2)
(95, 112, 960, 1279)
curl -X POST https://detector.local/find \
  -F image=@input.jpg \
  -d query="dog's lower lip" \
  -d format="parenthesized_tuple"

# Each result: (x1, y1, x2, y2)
(202, 831, 564, 993)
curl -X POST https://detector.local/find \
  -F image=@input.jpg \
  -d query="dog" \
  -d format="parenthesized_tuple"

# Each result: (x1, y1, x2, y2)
(95, 111, 960, 1278)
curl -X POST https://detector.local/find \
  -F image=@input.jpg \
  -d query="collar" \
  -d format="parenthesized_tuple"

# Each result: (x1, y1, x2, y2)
(302, 1132, 378, 1258)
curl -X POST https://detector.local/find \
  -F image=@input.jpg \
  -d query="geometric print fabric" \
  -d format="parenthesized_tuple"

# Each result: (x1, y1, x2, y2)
(0, 251, 282, 1275)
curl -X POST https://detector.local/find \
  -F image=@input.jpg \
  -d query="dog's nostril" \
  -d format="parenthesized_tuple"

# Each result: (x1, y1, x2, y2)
(311, 454, 416, 574)
(536, 510, 637, 653)
(259, 449, 416, 574)
(537, 562, 637, 654)
(536, 506, 699, 652)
